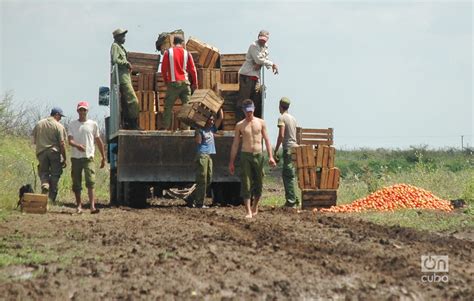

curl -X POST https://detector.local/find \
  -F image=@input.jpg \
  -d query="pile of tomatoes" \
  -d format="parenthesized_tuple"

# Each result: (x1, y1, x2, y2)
(318, 184, 453, 213)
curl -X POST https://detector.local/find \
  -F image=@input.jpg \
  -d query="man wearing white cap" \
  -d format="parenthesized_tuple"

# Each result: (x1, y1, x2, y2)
(237, 29, 279, 120)
(110, 28, 140, 130)
(68, 101, 106, 214)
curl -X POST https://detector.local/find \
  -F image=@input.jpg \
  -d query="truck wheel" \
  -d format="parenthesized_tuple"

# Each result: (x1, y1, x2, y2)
(125, 182, 148, 208)
(223, 182, 241, 206)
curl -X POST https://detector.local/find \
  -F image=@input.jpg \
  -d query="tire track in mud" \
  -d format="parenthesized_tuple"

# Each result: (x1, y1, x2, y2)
(0, 206, 472, 300)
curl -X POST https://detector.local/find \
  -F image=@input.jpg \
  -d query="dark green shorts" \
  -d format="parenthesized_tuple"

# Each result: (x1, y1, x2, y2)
(71, 157, 96, 192)
(240, 152, 264, 199)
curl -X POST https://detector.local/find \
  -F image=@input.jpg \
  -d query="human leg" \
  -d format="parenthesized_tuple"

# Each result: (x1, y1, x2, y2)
(120, 81, 140, 129)
(282, 149, 298, 206)
(83, 158, 97, 212)
(236, 75, 255, 121)
(71, 158, 83, 211)
(163, 83, 180, 129)
(194, 154, 209, 207)
(37, 151, 51, 193)
(240, 152, 253, 217)
(48, 150, 63, 203)
(250, 153, 264, 215)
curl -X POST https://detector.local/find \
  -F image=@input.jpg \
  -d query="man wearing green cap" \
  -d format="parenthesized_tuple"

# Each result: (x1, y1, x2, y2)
(110, 28, 140, 130)
(274, 97, 299, 208)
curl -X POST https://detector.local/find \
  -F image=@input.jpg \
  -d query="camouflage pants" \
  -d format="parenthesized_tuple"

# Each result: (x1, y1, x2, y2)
(120, 81, 139, 120)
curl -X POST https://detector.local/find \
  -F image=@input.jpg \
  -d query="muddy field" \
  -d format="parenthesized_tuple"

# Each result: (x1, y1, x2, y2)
(1, 199, 473, 300)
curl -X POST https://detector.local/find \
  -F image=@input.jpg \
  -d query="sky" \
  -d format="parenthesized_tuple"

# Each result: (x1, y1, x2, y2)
(1, 0, 472, 149)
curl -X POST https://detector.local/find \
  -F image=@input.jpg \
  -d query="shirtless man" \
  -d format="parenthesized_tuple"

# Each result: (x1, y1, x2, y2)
(229, 99, 276, 218)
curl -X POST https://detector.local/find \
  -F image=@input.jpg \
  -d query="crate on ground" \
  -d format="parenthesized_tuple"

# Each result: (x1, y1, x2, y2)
(177, 89, 224, 128)
(186, 37, 220, 68)
(296, 127, 333, 146)
(198, 68, 221, 89)
(21, 193, 48, 214)
(128, 52, 160, 74)
(301, 189, 337, 210)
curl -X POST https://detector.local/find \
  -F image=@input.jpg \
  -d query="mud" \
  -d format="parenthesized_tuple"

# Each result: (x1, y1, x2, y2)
(0, 201, 472, 300)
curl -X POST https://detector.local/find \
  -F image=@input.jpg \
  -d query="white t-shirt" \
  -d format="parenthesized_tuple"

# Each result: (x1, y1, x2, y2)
(68, 119, 100, 159)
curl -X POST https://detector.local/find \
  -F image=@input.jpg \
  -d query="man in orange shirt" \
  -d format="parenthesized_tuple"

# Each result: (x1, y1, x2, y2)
(161, 36, 198, 130)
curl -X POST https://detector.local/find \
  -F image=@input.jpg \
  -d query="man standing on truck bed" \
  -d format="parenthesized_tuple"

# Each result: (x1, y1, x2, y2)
(191, 109, 224, 208)
(229, 99, 276, 218)
(273, 97, 299, 208)
(32, 107, 68, 204)
(161, 36, 198, 130)
(237, 29, 279, 121)
(110, 28, 140, 130)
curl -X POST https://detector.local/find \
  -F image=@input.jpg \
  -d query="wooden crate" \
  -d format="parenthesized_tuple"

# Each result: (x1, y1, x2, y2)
(128, 52, 160, 74)
(21, 193, 48, 214)
(138, 73, 155, 91)
(186, 37, 220, 68)
(177, 102, 212, 129)
(157, 96, 183, 113)
(301, 189, 337, 210)
(131, 74, 139, 91)
(318, 167, 340, 189)
(189, 89, 224, 114)
(197, 68, 221, 90)
(221, 71, 239, 84)
(219, 53, 246, 69)
(158, 30, 185, 53)
(297, 127, 334, 146)
(136, 91, 156, 112)
(214, 83, 239, 93)
(138, 111, 157, 130)
(222, 111, 236, 131)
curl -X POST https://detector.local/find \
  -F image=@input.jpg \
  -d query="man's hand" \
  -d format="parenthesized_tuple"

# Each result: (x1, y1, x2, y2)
(76, 144, 86, 152)
(191, 83, 198, 91)
(228, 162, 235, 175)
(127, 62, 132, 72)
(268, 157, 276, 167)
(273, 150, 280, 163)
(272, 64, 279, 75)
(100, 158, 106, 169)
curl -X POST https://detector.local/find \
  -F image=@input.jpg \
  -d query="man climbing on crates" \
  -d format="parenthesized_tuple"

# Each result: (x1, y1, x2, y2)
(110, 28, 140, 130)
(237, 29, 279, 121)
(161, 36, 198, 130)
(273, 97, 299, 208)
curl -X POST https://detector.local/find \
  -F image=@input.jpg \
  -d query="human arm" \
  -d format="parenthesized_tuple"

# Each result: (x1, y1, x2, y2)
(274, 124, 285, 162)
(59, 128, 67, 168)
(187, 52, 198, 90)
(228, 125, 241, 175)
(161, 50, 169, 84)
(248, 44, 278, 74)
(215, 109, 224, 129)
(111, 43, 130, 69)
(68, 135, 86, 153)
(195, 130, 202, 145)
(95, 136, 106, 168)
(262, 120, 276, 167)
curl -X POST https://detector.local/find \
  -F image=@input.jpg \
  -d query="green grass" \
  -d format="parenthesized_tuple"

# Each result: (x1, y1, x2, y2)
(0, 133, 109, 209)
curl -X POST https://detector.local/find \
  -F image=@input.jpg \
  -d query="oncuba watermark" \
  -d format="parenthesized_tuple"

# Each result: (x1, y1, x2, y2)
(420, 255, 449, 283)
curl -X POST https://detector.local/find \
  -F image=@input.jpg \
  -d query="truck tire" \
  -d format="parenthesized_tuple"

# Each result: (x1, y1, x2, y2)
(212, 183, 241, 206)
(110, 168, 118, 205)
(124, 182, 148, 208)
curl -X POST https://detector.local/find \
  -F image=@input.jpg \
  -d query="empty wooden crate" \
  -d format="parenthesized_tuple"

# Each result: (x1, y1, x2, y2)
(21, 193, 48, 214)
(177, 89, 224, 128)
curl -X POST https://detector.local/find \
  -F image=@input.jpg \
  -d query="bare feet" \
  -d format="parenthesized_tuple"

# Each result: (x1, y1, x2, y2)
(251, 205, 258, 216)
(91, 208, 100, 214)
(245, 213, 253, 219)
(76, 207, 82, 214)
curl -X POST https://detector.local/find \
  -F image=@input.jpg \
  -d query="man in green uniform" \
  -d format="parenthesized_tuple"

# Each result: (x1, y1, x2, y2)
(273, 97, 299, 208)
(110, 28, 140, 130)
(32, 107, 68, 203)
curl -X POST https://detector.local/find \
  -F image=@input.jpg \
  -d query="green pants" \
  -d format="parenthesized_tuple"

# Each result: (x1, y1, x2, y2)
(120, 81, 139, 119)
(163, 81, 191, 128)
(37, 148, 63, 203)
(240, 152, 264, 200)
(194, 154, 213, 206)
(282, 149, 299, 205)
(71, 158, 96, 193)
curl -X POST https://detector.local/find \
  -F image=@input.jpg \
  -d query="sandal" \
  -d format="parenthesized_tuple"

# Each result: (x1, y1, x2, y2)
(90, 208, 100, 214)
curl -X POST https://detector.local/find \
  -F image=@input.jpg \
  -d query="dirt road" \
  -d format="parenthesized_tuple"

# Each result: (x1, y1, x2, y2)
(1, 202, 472, 300)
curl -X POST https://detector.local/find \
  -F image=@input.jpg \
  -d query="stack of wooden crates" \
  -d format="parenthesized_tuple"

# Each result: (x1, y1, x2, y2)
(130, 31, 246, 131)
(292, 128, 340, 210)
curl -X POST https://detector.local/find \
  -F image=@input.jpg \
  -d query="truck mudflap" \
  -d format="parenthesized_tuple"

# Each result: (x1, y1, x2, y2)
(117, 130, 240, 182)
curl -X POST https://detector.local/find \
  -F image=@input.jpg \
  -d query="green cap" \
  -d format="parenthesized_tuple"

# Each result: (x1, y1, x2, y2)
(280, 97, 291, 105)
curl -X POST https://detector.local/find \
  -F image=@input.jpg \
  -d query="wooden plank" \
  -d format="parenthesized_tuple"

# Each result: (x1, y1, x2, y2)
(296, 146, 303, 168)
(316, 146, 323, 167)
(301, 128, 333, 134)
(310, 168, 317, 189)
(328, 146, 335, 168)
(298, 168, 304, 189)
(301, 189, 337, 210)
(306, 146, 315, 167)
(149, 111, 156, 130)
(320, 167, 329, 189)
(327, 168, 335, 189)
(322, 145, 329, 167)
(333, 167, 340, 189)
(301, 146, 308, 168)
